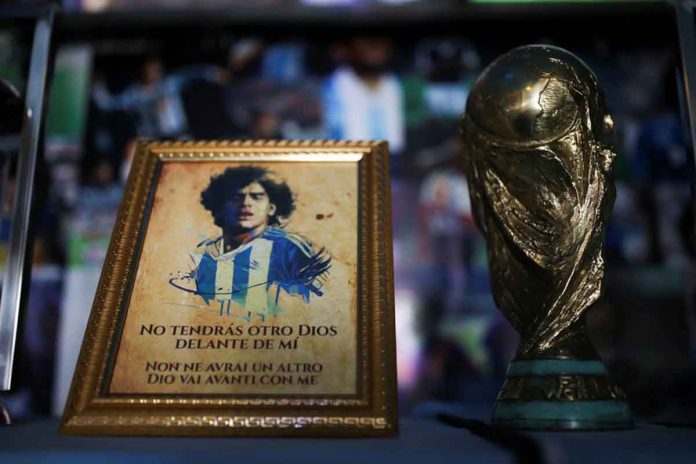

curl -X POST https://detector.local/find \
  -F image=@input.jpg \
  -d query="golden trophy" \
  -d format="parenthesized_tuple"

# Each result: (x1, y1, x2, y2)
(461, 45, 633, 430)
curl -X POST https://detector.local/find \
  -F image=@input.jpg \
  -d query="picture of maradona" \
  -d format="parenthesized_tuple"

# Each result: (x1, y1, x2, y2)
(170, 166, 332, 320)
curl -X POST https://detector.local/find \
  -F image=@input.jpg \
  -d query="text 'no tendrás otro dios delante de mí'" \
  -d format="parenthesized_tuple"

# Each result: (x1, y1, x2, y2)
(139, 323, 338, 387)
(140, 323, 337, 350)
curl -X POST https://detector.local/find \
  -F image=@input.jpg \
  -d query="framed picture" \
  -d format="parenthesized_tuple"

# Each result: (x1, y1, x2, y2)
(61, 140, 397, 437)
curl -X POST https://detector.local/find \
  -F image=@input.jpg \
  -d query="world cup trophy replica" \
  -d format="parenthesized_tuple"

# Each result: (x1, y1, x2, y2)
(461, 45, 632, 430)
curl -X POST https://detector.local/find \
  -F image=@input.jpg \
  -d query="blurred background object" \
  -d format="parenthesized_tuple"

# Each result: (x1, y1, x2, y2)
(2, 0, 695, 426)
(0, 6, 54, 423)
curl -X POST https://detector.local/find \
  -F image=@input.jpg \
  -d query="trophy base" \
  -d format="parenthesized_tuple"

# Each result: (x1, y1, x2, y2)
(491, 359, 633, 431)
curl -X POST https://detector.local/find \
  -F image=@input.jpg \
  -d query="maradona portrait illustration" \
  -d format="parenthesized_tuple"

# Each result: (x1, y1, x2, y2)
(170, 166, 332, 320)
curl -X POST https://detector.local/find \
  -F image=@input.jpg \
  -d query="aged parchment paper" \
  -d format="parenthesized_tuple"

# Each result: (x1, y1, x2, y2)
(109, 161, 358, 395)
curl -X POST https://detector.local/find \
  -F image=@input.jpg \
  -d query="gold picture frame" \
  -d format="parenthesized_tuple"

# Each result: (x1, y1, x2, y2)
(61, 140, 397, 437)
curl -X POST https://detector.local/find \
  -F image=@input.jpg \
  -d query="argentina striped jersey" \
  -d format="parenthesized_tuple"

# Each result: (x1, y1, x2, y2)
(192, 228, 331, 314)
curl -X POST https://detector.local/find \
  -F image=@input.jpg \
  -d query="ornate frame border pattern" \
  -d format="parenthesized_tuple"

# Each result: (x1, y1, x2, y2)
(61, 140, 397, 437)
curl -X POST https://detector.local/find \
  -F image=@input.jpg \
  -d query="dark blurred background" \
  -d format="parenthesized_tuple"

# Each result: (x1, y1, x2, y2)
(1, 0, 695, 424)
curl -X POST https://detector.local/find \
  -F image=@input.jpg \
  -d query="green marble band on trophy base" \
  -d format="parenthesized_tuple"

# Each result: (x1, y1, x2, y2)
(506, 359, 608, 377)
(492, 359, 634, 430)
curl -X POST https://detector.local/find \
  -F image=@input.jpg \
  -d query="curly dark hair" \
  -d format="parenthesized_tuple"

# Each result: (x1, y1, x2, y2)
(200, 166, 295, 227)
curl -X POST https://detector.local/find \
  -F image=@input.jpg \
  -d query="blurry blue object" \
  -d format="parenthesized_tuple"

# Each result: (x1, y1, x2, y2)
(634, 112, 691, 184)
(633, 112, 693, 266)
(92, 64, 219, 138)
(424, 83, 470, 117)
(68, 185, 122, 267)
(322, 66, 405, 152)
(262, 43, 305, 84)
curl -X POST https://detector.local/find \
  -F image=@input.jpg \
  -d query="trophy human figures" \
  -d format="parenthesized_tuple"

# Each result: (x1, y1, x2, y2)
(461, 45, 632, 429)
